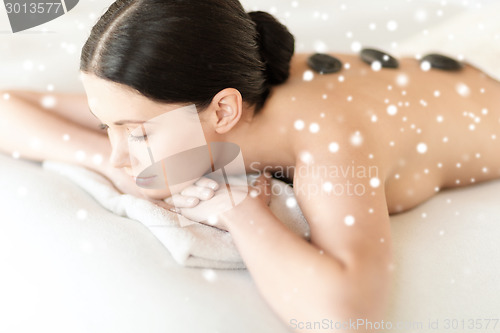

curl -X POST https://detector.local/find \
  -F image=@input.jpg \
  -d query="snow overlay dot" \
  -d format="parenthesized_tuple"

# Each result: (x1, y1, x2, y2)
(371, 61, 382, 71)
(41, 95, 56, 109)
(92, 154, 103, 165)
(416, 143, 428, 154)
(286, 197, 297, 208)
(350, 131, 363, 146)
(76, 209, 88, 220)
(207, 215, 218, 225)
(309, 123, 320, 133)
(387, 105, 398, 116)
(414, 9, 428, 22)
(300, 151, 313, 164)
(350, 41, 362, 52)
(386, 20, 398, 31)
(23, 60, 34, 71)
(396, 74, 408, 86)
(294, 119, 305, 130)
(420, 61, 431, 71)
(75, 150, 86, 161)
(370, 177, 381, 188)
(328, 142, 339, 153)
(344, 215, 355, 226)
(322, 182, 333, 192)
(202, 269, 217, 282)
(303, 70, 314, 81)
(456, 82, 470, 97)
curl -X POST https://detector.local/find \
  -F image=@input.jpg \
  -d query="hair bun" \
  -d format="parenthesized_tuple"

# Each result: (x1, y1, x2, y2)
(248, 11, 295, 86)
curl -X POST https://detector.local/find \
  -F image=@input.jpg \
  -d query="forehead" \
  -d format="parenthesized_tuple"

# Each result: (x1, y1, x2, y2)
(79, 72, 184, 118)
(81, 72, 144, 108)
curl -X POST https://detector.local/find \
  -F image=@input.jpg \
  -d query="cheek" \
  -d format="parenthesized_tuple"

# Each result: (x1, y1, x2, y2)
(139, 178, 199, 200)
(130, 121, 214, 197)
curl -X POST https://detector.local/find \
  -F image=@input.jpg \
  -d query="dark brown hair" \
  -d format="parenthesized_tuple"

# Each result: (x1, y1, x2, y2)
(80, 0, 295, 115)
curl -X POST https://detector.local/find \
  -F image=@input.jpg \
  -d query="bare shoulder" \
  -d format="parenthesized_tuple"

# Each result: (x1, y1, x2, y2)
(291, 134, 393, 272)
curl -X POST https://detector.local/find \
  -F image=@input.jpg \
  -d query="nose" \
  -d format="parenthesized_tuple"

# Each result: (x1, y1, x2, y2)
(108, 135, 131, 169)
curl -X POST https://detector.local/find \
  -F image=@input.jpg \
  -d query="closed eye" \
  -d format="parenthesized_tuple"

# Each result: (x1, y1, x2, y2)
(128, 134, 147, 142)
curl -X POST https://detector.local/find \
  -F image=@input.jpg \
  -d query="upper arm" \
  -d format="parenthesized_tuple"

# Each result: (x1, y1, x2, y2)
(7, 90, 106, 134)
(293, 150, 393, 272)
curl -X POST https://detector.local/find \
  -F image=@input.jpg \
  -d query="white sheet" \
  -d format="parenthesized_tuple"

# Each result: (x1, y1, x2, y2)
(1, 1, 500, 332)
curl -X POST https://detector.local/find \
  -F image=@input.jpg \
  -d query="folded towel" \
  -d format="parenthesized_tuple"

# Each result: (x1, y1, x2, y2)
(42, 160, 309, 269)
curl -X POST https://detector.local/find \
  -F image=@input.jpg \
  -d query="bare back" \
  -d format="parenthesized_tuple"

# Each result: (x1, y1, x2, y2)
(257, 52, 500, 214)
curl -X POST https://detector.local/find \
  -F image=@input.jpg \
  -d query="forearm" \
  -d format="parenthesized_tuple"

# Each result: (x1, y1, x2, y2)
(4, 89, 103, 132)
(221, 200, 387, 331)
(0, 94, 111, 173)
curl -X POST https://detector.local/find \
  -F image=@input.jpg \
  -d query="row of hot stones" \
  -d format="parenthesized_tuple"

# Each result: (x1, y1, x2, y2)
(307, 48, 463, 74)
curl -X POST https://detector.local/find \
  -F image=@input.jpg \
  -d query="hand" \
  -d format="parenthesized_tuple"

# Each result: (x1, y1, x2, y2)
(179, 172, 273, 231)
(164, 177, 220, 208)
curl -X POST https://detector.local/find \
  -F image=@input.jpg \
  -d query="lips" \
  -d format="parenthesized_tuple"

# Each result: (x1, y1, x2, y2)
(133, 175, 157, 187)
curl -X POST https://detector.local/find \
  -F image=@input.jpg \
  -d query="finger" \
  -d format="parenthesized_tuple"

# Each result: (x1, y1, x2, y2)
(150, 198, 182, 214)
(194, 177, 219, 191)
(180, 185, 214, 201)
(166, 194, 200, 208)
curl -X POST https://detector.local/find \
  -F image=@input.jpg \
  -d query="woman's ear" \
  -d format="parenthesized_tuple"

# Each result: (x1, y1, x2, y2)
(210, 88, 243, 134)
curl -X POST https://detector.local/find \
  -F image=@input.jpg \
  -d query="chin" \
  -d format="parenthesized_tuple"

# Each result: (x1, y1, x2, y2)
(139, 188, 172, 200)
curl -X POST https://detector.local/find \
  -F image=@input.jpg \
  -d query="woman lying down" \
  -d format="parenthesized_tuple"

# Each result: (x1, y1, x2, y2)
(1, 0, 499, 332)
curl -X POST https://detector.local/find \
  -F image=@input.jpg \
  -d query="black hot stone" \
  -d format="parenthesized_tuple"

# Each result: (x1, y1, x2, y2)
(360, 48, 399, 69)
(421, 53, 463, 71)
(307, 53, 342, 74)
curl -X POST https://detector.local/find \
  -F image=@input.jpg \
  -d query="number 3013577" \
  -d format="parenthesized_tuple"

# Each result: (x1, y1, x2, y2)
(5, 2, 62, 14)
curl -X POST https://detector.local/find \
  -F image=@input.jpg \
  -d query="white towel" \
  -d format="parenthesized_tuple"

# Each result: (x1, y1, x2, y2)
(42, 160, 309, 269)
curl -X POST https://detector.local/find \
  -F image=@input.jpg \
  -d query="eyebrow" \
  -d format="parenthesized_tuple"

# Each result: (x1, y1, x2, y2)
(88, 107, 146, 126)
(113, 119, 146, 125)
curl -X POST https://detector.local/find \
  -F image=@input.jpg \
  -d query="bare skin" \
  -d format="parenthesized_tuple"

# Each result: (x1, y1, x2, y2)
(241, 52, 500, 214)
(2, 51, 499, 332)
